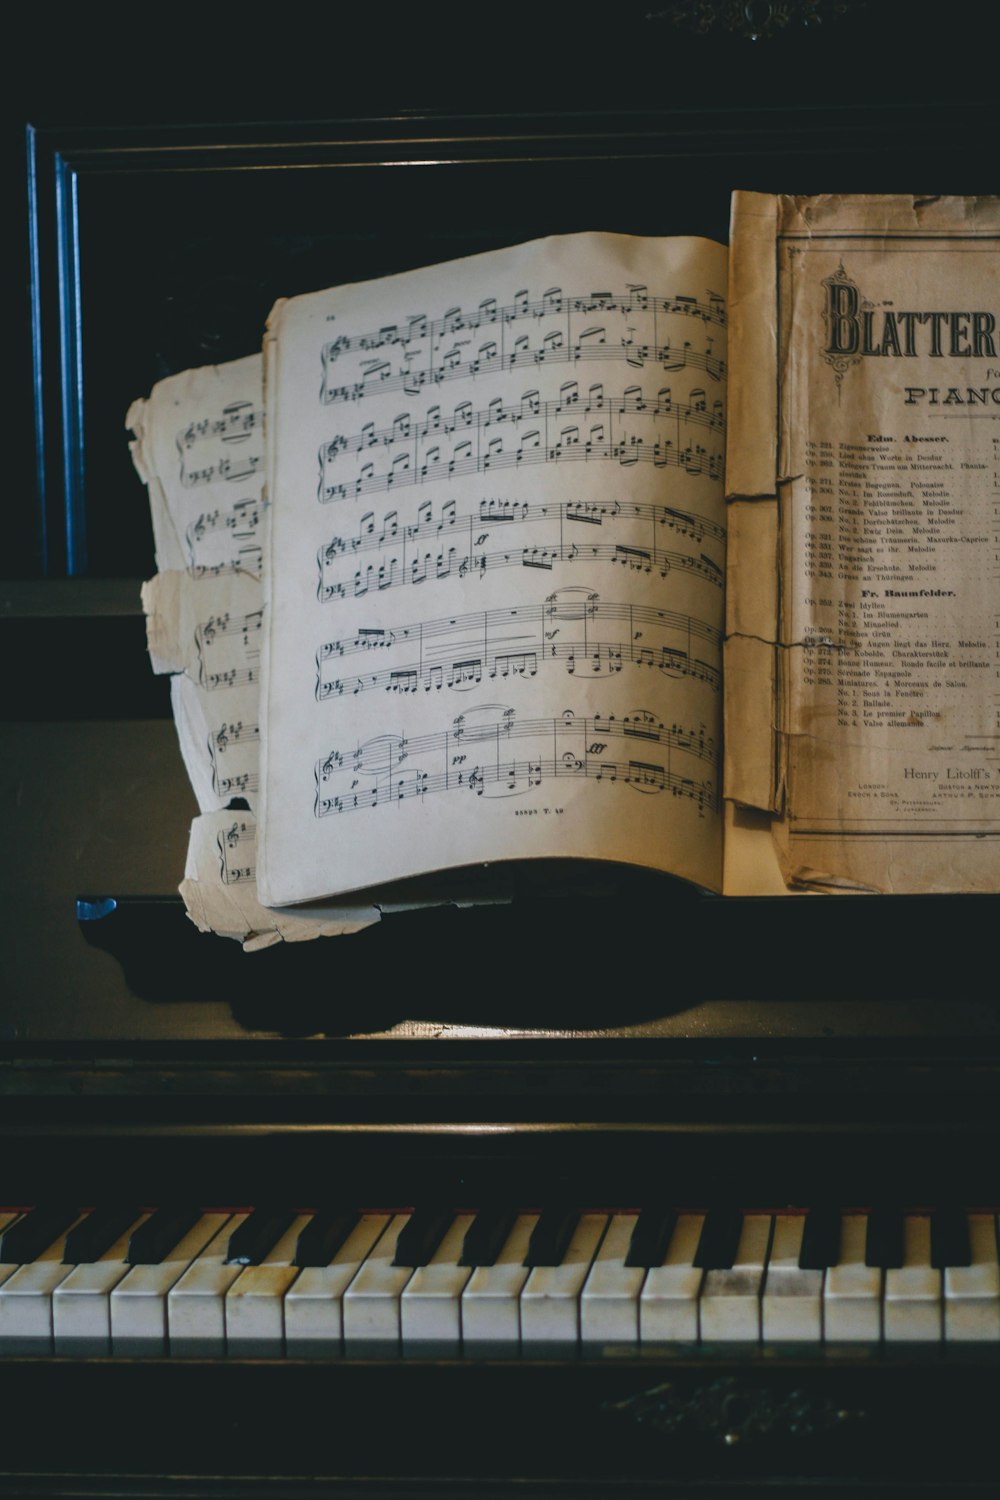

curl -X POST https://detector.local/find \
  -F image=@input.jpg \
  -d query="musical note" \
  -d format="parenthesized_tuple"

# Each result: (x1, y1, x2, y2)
(320, 286, 725, 371)
(179, 452, 263, 489)
(194, 609, 263, 691)
(208, 720, 260, 799)
(314, 706, 717, 818)
(316, 385, 724, 502)
(319, 524, 724, 602)
(176, 398, 262, 488)
(216, 817, 255, 883)
(314, 589, 721, 701)
(320, 281, 726, 408)
(185, 497, 262, 578)
(178, 400, 260, 451)
(321, 338, 726, 406)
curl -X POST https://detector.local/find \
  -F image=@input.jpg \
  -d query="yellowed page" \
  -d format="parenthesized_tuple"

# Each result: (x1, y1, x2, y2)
(128, 355, 264, 581)
(259, 233, 728, 904)
(130, 358, 266, 815)
(129, 358, 383, 942)
(727, 192, 1000, 893)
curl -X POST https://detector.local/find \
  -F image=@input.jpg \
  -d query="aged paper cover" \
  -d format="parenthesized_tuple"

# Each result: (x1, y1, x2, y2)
(726, 193, 1000, 893)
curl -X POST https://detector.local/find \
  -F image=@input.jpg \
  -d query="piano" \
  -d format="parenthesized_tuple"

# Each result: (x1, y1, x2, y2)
(3, 3, 998, 1492)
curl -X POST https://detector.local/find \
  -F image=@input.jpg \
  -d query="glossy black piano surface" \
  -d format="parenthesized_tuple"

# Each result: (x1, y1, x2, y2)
(3, 2, 999, 1494)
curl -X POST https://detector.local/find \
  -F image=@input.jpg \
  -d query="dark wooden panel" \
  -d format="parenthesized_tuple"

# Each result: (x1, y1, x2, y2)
(1, 1350, 998, 1493)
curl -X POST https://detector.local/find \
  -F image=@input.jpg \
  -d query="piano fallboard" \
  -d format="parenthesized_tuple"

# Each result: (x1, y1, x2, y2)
(0, 1348, 998, 1496)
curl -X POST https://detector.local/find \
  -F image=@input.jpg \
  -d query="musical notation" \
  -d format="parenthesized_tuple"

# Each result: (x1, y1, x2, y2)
(194, 609, 263, 691)
(323, 288, 725, 367)
(176, 401, 263, 489)
(319, 521, 722, 600)
(179, 452, 262, 490)
(318, 494, 725, 603)
(186, 498, 262, 579)
(217, 817, 255, 884)
(320, 282, 725, 406)
(208, 720, 260, 799)
(178, 401, 260, 451)
(321, 336, 725, 406)
(314, 705, 717, 818)
(322, 496, 724, 564)
(317, 383, 723, 501)
(315, 588, 721, 701)
(322, 385, 722, 459)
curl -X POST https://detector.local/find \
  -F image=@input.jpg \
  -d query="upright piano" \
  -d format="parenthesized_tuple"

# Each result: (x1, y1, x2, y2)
(3, 3, 998, 1492)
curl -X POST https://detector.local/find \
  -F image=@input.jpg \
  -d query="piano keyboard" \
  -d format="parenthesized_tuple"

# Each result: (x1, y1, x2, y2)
(0, 1206, 997, 1356)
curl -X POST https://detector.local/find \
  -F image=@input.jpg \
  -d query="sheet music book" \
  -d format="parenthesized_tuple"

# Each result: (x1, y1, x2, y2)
(129, 195, 1000, 945)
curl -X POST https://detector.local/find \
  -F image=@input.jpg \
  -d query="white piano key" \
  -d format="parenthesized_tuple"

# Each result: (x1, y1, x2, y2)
(224, 1213, 313, 1355)
(285, 1214, 390, 1356)
(168, 1211, 250, 1356)
(884, 1216, 942, 1342)
(0, 1213, 87, 1352)
(401, 1213, 475, 1348)
(111, 1214, 232, 1355)
(461, 1213, 537, 1348)
(53, 1212, 150, 1351)
(640, 1213, 704, 1343)
(342, 1214, 414, 1348)
(824, 1214, 882, 1341)
(700, 1214, 771, 1342)
(762, 1215, 823, 1343)
(945, 1214, 1000, 1342)
(222, 1215, 302, 1343)
(580, 1213, 644, 1345)
(520, 1213, 608, 1345)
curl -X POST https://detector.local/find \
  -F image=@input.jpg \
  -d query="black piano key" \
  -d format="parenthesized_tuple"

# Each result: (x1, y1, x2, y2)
(0, 1206, 80, 1264)
(294, 1209, 360, 1268)
(63, 1207, 141, 1264)
(225, 1209, 297, 1266)
(693, 1208, 743, 1270)
(930, 1207, 972, 1269)
(799, 1207, 842, 1270)
(865, 1207, 905, 1269)
(524, 1209, 579, 1268)
(127, 1208, 201, 1266)
(459, 1208, 517, 1268)
(625, 1207, 678, 1269)
(392, 1208, 454, 1268)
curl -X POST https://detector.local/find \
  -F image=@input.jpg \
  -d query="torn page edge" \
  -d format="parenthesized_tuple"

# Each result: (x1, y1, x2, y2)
(127, 396, 187, 574)
(125, 396, 151, 484)
(141, 568, 262, 679)
(141, 572, 185, 675)
(180, 813, 515, 949)
(181, 811, 381, 948)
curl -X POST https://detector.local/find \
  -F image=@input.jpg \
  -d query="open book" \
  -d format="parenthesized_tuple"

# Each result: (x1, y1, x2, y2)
(130, 194, 999, 944)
